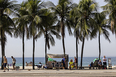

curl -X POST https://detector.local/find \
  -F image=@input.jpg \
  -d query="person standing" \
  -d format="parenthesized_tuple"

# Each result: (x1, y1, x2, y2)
(62, 57, 66, 69)
(3, 56, 8, 72)
(103, 56, 107, 69)
(11, 56, 16, 70)
(74, 57, 77, 69)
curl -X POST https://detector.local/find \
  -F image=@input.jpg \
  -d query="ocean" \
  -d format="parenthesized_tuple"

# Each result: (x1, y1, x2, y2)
(0, 57, 116, 66)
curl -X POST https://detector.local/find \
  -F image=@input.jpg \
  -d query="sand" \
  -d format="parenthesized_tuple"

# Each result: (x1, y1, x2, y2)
(0, 66, 116, 77)
(0, 69, 116, 77)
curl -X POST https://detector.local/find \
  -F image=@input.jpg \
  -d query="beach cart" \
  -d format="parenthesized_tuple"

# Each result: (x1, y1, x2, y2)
(108, 58, 112, 69)
(46, 54, 69, 69)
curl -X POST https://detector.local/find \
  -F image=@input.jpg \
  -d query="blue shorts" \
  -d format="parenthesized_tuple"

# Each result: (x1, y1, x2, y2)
(3, 63, 7, 67)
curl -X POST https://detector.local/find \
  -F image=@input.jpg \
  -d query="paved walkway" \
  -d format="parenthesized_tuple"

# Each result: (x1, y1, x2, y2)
(0, 69, 116, 77)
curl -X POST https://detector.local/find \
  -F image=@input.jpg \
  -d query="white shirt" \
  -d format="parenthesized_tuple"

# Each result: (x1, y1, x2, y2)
(103, 57, 107, 62)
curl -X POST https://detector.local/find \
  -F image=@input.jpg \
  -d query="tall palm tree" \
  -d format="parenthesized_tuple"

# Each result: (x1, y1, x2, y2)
(91, 12, 110, 60)
(13, 2, 29, 69)
(36, 9, 60, 64)
(102, 0, 116, 34)
(0, 0, 18, 69)
(52, 0, 72, 56)
(25, 0, 43, 69)
(77, 0, 97, 69)
(69, 4, 80, 69)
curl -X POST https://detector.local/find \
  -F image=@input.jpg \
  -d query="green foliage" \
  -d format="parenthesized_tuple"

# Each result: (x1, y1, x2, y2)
(37, 9, 61, 49)
(52, 0, 73, 36)
(76, 0, 97, 38)
(0, 0, 18, 42)
(13, 1, 30, 39)
(102, 0, 116, 34)
(91, 12, 110, 42)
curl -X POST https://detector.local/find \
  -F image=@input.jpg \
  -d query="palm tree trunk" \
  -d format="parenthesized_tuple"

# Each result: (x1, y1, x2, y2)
(61, 17, 65, 56)
(22, 29, 25, 69)
(80, 37, 85, 69)
(45, 39, 47, 64)
(1, 29, 3, 70)
(32, 37, 35, 70)
(98, 32, 101, 60)
(62, 37, 65, 56)
(76, 31, 78, 69)
(0, 11, 5, 70)
(1, 29, 5, 70)
(45, 32, 47, 64)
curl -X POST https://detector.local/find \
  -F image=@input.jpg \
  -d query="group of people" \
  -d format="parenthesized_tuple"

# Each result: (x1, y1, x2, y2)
(62, 57, 77, 70)
(1, 55, 108, 71)
(69, 57, 77, 70)
(89, 56, 107, 69)
(63, 56, 107, 70)
(3, 56, 16, 72)
(98, 56, 107, 69)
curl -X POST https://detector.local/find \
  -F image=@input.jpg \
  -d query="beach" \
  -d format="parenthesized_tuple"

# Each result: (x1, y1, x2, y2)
(0, 68, 116, 77)
(0, 66, 116, 77)
(1, 0, 116, 77)
(0, 57, 115, 77)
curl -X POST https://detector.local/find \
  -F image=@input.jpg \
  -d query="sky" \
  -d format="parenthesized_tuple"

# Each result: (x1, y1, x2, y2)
(1, 0, 116, 58)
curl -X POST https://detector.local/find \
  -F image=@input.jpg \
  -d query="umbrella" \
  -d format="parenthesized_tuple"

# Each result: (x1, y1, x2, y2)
(48, 58, 53, 61)
(93, 58, 100, 62)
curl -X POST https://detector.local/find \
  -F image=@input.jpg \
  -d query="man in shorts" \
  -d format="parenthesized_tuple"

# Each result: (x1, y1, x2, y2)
(3, 56, 8, 72)
(11, 56, 16, 70)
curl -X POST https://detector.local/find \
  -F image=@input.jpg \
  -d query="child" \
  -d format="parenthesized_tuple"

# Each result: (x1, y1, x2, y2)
(69, 59, 74, 70)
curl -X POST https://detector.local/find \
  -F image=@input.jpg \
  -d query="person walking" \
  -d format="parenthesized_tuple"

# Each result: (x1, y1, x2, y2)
(11, 56, 16, 70)
(3, 56, 8, 72)
(103, 56, 107, 69)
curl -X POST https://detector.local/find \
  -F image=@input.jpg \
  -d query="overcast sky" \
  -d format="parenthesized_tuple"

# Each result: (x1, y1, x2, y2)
(1, 0, 116, 58)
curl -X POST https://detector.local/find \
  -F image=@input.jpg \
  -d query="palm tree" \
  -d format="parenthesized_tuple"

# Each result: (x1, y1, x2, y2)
(0, 0, 18, 69)
(13, 2, 29, 69)
(25, 0, 44, 69)
(69, 4, 80, 69)
(102, 0, 116, 34)
(36, 9, 60, 64)
(77, 0, 97, 69)
(52, 0, 72, 56)
(91, 12, 110, 60)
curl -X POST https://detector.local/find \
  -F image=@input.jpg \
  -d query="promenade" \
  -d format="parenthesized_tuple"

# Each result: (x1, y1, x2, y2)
(0, 69, 116, 77)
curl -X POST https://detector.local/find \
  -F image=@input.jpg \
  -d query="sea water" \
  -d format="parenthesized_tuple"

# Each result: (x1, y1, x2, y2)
(0, 57, 116, 66)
